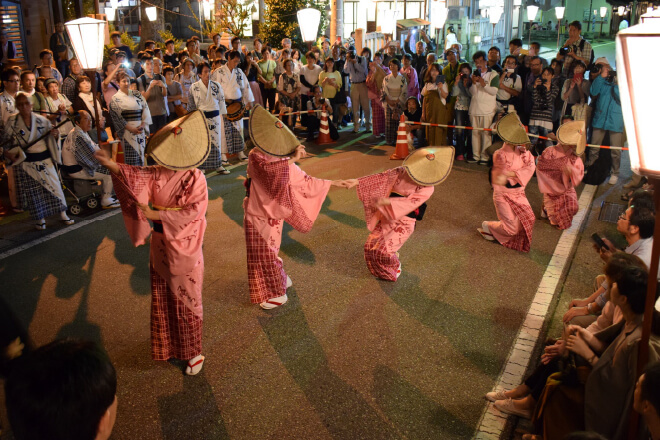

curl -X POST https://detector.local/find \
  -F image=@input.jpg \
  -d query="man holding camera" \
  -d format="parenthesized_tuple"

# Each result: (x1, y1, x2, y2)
(468, 51, 499, 164)
(344, 47, 371, 133)
(558, 21, 593, 78)
(584, 57, 623, 184)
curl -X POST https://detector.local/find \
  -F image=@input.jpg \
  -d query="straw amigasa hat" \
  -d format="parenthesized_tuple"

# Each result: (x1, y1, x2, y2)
(402, 147, 455, 186)
(496, 112, 531, 146)
(556, 120, 587, 155)
(147, 110, 211, 170)
(249, 104, 300, 157)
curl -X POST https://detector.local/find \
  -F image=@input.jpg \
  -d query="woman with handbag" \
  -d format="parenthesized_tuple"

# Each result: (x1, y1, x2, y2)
(163, 65, 184, 121)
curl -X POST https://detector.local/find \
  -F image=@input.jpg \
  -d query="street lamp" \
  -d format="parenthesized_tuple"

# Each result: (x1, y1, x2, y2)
(489, 7, 503, 46)
(555, 6, 565, 49)
(526, 5, 538, 48)
(600, 6, 607, 37)
(297, 7, 321, 44)
(64, 17, 106, 143)
(618, 6, 625, 16)
(145, 6, 157, 21)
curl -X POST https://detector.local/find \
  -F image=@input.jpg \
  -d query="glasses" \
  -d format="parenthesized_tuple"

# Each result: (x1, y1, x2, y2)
(5, 79, 19, 83)
(619, 213, 628, 221)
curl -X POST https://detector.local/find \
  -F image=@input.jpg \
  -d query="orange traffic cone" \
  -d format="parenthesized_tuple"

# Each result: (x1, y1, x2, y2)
(115, 141, 125, 164)
(315, 104, 334, 145)
(389, 114, 409, 160)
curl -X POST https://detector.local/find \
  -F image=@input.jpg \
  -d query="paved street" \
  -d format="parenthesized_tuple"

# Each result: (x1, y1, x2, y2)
(0, 124, 621, 440)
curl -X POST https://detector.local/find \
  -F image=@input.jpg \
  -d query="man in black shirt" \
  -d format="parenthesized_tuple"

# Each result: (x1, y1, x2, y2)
(487, 46, 503, 74)
(163, 39, 179, 67)
(402, 29, 435, 81)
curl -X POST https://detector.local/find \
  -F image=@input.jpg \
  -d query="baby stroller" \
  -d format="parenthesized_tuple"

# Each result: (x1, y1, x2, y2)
(58, 166, 104, 216)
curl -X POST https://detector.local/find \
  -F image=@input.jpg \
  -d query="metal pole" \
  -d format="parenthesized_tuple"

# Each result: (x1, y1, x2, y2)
(557, 18, 561, 50)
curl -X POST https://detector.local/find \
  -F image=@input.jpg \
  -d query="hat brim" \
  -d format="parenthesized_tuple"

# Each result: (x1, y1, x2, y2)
(403, 146, 454, 186)
(496, 113, 531, 146)
(249, 105, 300, 157)
(147, 110, 211, 170)
(556, 120, 587, 155)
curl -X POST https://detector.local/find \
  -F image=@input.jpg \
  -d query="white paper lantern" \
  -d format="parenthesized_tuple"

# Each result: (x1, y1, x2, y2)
(297, 8, 321, 42)
(526, 5, 538, 22)
(489, 7, 503, 25)
(431, 3, 448, 30)
(600, 6, 607, 18)
(105, 7, 116, 21)
(145, 6, 157, 21)
(65, 17, 107, 70)
(555, 6, 565, 20)
(616, 20, 660, 176)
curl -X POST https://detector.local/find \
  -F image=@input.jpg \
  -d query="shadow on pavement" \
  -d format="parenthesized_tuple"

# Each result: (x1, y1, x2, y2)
(258, 288, 400, 439)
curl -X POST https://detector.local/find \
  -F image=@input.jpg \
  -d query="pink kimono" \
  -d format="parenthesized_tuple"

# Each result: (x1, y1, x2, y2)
(357, 167, 434, 281)
(243, 149, 331, 304)
(486, 146, 536, 253)
(536, 145, 584, 230)
(401, 65, 420, 101)
(112, 164, 208, 361)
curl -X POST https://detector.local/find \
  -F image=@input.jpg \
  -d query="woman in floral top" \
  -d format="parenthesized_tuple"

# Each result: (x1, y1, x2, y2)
(381, 59, 408, 145)
(277, 59, 301, 129)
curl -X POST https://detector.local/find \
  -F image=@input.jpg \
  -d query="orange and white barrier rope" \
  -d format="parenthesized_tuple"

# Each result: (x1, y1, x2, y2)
(402, 121, 628, 150)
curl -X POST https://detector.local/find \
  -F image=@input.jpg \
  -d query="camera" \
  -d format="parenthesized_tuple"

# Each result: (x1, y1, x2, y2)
(460, 73, 468, 79)
(590, 64, 602, 75)
(122, 61, 131, 68)
(559, 46, 570, 56)
(473, 69, 481, 77)
(319, 97, 325, 104)
(607, 70, 617, 83)
(347, 51, 356, 60)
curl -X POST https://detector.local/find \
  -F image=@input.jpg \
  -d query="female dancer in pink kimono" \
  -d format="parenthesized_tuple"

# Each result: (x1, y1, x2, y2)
(536, 120, 585, 230)
(478, 113, 536, 253)
(245, 105, 349, 309)
(348, 147, 453, 281)
(95, 111, 210, 375)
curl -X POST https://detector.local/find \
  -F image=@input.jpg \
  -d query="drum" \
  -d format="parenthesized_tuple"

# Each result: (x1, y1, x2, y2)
(226, 101, 245, 122)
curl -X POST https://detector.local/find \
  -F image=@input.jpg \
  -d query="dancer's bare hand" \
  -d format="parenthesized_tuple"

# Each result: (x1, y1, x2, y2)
(94, 149, 120, 174)
(493, 173, 508, 186)
(291, 145, 306, 162)
(344, 178, 359, 189)
(137, 203, 160, 220)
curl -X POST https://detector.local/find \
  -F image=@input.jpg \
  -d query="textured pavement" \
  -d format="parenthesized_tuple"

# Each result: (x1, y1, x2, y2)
(0, 128, 609, 440)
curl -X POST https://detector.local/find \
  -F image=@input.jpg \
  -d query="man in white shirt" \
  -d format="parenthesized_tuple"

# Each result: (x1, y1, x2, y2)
(299, 51, 322, 130)
(496, 55, 523, 115)
(468, 51, 499, 164)
(211, 50, 254, 163)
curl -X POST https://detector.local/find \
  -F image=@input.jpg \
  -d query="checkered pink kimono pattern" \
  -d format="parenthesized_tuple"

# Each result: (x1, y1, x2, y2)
(112, 164, 208, 361)
(243, 150, 331, 304)
(486, 146, 536, 253)
(536, 145, 584, 230)
(357, 167, 434, 281)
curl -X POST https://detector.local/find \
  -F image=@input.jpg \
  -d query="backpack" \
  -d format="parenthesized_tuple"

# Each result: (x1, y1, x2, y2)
(578, 39, 595, 72)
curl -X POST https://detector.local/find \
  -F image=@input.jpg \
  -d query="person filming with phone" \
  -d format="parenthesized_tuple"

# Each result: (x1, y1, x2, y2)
(564, 200, 656, 326)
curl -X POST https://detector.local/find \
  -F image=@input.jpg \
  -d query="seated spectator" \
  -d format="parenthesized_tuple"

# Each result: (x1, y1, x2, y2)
(18, 70, 44, 112)
(305, 85, 339, 141)
(61, 110, 119, 209)
(634, 362, 660, 440)
(71, 76, 107, 143)
(451, 62, 472, 161)
(61, 58, 83, 103)
(489, 252, 649, 424)
(529, 67, 560, 155)
(4, 339, 117, 440)
(403, 96, 424, 149)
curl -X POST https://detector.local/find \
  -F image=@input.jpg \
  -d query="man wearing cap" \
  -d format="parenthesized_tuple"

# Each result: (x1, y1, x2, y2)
(243, 106, 350, 309)
(188, 62, 228, 174)
(536, 120, 585, 229)
(212, 50, 253, 164)
(478, 113, 536, 252)
(585, 58, 623, 185)
(347, 147, 453, 281)
(94, 110, 210, 376)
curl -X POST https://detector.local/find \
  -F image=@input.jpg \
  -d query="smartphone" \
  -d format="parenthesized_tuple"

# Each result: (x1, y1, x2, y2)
(591, 233, 609, 251)
(506, 68, 515, 73)
(435, 74, 446, 84)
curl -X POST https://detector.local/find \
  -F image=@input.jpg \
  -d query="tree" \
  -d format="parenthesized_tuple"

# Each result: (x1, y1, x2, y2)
(140, 0, 165, 47)
(260, 0, 328, 49)
(185, 0, 254, 39)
